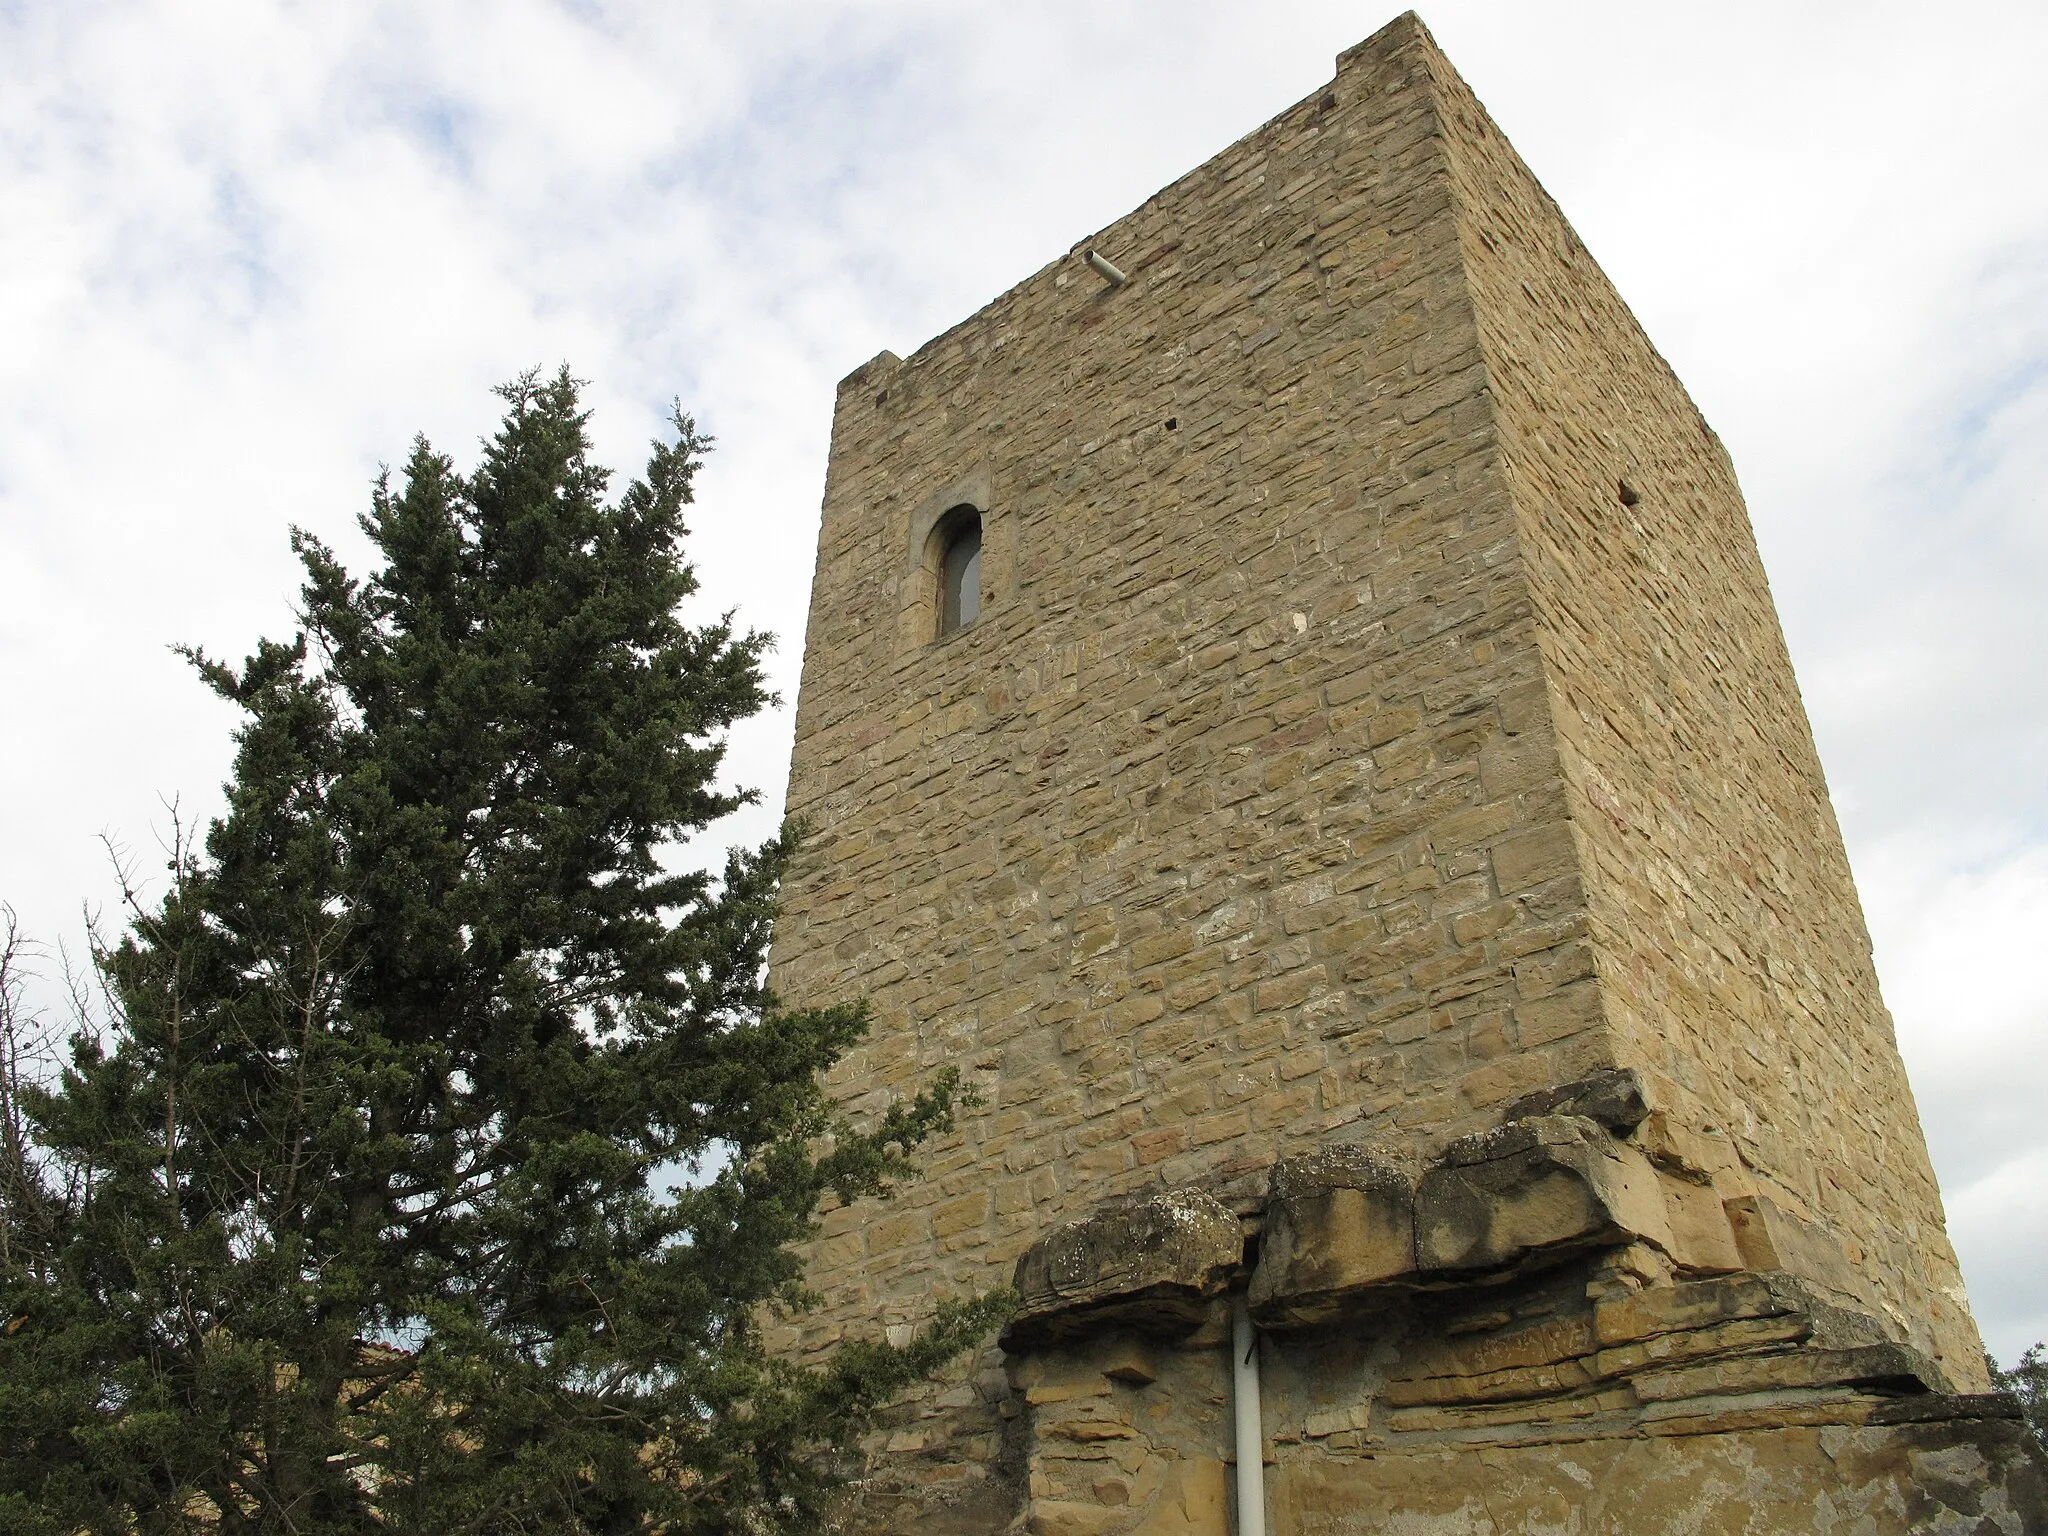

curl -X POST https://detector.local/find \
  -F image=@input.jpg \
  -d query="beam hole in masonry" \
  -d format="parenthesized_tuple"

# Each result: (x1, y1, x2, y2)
(1166, 417, 1178, 430)
(1618, 478, 1642, 507)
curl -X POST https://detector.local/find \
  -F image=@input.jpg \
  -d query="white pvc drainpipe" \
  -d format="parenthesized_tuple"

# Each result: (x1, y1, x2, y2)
(1084, 248, 1129, 287)
(1232, 1296, 1268, 1536)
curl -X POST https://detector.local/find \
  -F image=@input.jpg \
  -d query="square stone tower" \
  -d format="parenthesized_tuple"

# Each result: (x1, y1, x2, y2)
(768, 13, 2043, 1532)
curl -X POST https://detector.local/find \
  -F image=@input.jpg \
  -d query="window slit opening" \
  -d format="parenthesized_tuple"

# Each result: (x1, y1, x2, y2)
(937, 509, 982, 637)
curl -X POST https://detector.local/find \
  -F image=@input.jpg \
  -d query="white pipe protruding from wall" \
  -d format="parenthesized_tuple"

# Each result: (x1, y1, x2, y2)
(1084, 248, 1128, 287)
(1231, 1295, 1268, 1536)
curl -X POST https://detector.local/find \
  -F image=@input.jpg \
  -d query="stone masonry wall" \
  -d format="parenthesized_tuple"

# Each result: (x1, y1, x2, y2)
(771, 16, 1616, 1369)
(765, 11, 1992, 1520)
(1414, 34, 1984, 1384)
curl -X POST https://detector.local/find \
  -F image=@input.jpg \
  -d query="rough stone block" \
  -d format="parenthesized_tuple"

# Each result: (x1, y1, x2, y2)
(1502, 1066, 1652, 1133)
(1631, 1341, 1948, 1403)
(1005, 1189, 1241, 1348)
(1130, 1457, 1228, 1535)
(1725, 1192, 1871, 1307)
(1027, 1501, 1124, 1536)
(1269, 1397, 2048, 1533)
(1656, 1170, 1743, 1274)
(1489, 822, 1578, 894)
(1098, 1337, 1161, 1386)
(1416, 1114, 1674, 1273)
(1248, 1145, 1417, 1326)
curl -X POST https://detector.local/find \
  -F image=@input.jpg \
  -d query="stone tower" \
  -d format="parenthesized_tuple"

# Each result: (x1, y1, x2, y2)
(767, 13, 2046, 1532)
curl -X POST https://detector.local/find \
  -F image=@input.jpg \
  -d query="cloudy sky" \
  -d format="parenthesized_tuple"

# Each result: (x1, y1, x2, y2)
(2, 0, 2044, 1362)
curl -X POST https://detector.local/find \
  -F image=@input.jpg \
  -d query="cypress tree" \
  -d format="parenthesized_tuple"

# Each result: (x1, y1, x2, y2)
(0, 370, 1006, 1534)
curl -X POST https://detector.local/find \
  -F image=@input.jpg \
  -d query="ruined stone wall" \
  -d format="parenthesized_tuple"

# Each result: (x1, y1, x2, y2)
(1256, 1265, 2041, 1534)
(1412, 35, 1983, 1384)
(987, 1101, 2044, 1535)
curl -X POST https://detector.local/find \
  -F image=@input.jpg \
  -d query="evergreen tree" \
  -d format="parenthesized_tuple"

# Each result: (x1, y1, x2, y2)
(1993, 1344, 2048, 1450)
(0, 370, 1006, 1535)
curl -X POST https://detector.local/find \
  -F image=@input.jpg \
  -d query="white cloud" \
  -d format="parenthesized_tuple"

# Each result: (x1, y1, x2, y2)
(1948, 1143, 2048, 1367)
(2, 0, 2045, 1362)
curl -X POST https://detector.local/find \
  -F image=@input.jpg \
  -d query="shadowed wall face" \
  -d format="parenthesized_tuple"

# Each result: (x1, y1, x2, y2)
(770, 1, 1980, 1431)
(1412, 42, 1981, 1381)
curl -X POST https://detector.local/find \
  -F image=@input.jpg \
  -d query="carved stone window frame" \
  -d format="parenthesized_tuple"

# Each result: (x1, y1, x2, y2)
(899, 466, 996, 652)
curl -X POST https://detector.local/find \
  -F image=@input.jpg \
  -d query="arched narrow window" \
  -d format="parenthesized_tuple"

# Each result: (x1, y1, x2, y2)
(936, 506, 982, 637)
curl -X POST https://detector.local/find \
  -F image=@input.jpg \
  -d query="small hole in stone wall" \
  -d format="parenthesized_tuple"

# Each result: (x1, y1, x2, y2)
(1165, 417, 1178, 430)
(875, 390, 889, 407)
(1618, 479, 1642, 507)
